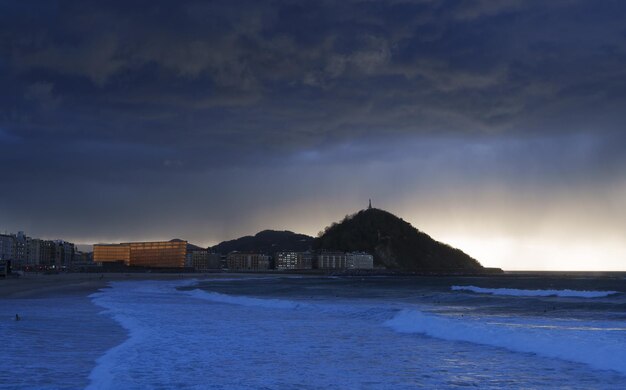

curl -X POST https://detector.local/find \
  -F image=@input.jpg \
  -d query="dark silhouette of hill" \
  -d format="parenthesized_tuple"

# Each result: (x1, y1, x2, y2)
(186, 243, 205, 252)
(212, 230, 314, 254)
(315, 208, 489, 273)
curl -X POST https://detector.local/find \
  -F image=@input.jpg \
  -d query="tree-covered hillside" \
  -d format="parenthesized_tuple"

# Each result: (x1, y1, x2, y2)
(315, 208, 486, 273)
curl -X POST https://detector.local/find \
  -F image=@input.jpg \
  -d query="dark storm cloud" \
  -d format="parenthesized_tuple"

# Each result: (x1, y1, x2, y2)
(1, 0, 626, 250)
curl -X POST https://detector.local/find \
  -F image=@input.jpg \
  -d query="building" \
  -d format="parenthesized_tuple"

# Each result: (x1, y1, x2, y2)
(0, 234, 15, 261)
(26, 238, 42, 266)
(40, 240, 57, 267)
(275, 251, 313, 270)
(346, 252, 374, 269)
(72, 251, 94, 265)
(186, 250, 221, 271)
(13, 233, 76, 268)
(94, 240, 187, 268)
(14, 231, 27, 264)
(0, 260, 8, 277)
(316, 251, 347, 269)
(0, 231, 79, 270)
(93, 244, 131, 265)
(227, 252, 270, 271)
(127, 241, 186, 268)
(55, 240, 75, 268)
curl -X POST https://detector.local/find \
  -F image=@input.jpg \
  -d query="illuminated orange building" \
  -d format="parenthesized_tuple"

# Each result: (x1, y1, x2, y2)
(94, 240, 187, 268)
(93, 244, 131, 264)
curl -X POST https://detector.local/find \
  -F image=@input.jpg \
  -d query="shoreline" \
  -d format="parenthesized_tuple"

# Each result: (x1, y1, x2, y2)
(3, 269, 624, 300)
(0, 272, 282, 299)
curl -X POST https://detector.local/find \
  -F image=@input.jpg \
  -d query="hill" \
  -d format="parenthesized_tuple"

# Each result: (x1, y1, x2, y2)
(211, 230, 314, 254)
(315, 208, 491, 273)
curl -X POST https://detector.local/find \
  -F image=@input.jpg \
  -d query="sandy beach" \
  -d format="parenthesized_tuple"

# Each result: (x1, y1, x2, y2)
(0, 272, 264, 299)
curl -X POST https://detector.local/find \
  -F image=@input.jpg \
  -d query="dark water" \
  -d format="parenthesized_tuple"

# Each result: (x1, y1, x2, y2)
(2, 274, 625, 389)
(196, 275, 626, 319)
(185, 274, 626, 387)
(0, 295, 126, 389)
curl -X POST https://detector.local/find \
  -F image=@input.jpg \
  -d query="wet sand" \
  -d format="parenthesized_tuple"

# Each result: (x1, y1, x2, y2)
(0, 272, 268, 299)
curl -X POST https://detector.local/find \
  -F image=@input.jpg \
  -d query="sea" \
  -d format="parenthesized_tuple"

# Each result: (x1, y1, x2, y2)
(1, 274, 626, 389)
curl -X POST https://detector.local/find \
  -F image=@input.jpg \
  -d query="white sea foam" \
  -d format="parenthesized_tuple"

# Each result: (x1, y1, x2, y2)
(86, 313, 143, 390)
(451, 285, 619, 298)
(85, 281, 401, 388)
(187, 287, 626, 375)
(83, 279, 626, 388)
(87, 280, 198, 390)
(385, 309, 626, 375)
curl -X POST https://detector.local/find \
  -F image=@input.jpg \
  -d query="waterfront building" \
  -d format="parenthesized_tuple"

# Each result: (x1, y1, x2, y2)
(316, 251, 347, 269)
(227, 252, 270, 271)
(0, 234, 15, 261)
(26, 238, 42, 266)
(55, 240, 75, 268)
(14, 231, 27, 264)
(72, 251, 93, 265)
(0, 231, 78, 269)
(40, 240, 57, 267)
(346, 252, 374, 269)
(275, 251, 313, 270)
(186, 250, 221, 271)
(94, 240, 187, 268)
(93, 243, 131, 264)
(13, 233, 71, 267)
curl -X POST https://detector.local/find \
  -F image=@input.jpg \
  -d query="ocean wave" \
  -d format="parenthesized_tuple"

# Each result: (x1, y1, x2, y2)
(86, 280, 626, 387)
(385, 309, 626, 375)
(87, 280, 198, 390)
(451, 285, 619, 298)
(185, 289, 397, 322)
(199, 276, 299, 282)
(186, 289, 303, 309)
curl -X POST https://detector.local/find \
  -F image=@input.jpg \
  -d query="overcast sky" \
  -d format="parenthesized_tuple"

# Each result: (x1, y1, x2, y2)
(2, 0, 626, 270)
